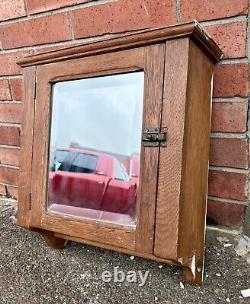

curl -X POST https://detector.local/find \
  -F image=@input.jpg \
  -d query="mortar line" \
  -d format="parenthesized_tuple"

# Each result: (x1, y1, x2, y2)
(0, 144, 20, 149)
(201, 15, 247, 26)
(0, 164, 19, 170)
(0, 0, 117, 26)
(67, 11, 75, 40)
(213, 97, 248, 103)
(220, 58, 248, 64)
(0, 101, 22, 104)
(0, 76, 23, 80)
(206, 225, 241, 235)
(6, 79, 13, 101)
(211, 133, 247, 139)
(175, 0, 180, 22)
(0, 182, 18, 188)
(209, 165, 249, 174)
(208, 195, 248, 206)
(0, 33, 117, 54)
(23, 0, 29, 17)
(0, 122, 20, 127)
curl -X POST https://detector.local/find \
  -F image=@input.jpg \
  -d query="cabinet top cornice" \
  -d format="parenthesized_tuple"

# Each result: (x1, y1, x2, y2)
(18, 20, 223, 67)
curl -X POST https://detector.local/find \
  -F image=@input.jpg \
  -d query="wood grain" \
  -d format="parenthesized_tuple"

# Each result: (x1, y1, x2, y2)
(17, 66, 36, 228)
(154, 39, 214, 284)
(54, 232, 180, 267)
(154, 38, 190, 260)
(30, 48, 145, 229)
(178, 41, 214, 284)
(29, 70, 50, 228)
(37, 229, 66, 249)
(135, 44, 165, 253)
(29, 46, 161, 252)
(42, 214, 136, 250)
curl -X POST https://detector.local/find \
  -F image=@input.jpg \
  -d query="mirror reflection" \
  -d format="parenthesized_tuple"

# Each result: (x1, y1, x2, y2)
(47, 72, 144, 226)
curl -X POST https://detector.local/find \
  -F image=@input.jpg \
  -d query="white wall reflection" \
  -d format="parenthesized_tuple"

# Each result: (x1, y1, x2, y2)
(51, 72, 144, 157)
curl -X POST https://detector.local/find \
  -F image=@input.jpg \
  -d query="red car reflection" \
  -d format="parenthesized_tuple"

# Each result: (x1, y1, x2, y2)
(48, 148, 139, 214)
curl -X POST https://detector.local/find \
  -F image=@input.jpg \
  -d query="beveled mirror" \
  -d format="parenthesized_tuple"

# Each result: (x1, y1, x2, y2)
(48, 72, 144, 226)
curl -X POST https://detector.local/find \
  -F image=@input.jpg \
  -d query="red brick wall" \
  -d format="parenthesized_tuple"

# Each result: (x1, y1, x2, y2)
(0, 0, 248, 228)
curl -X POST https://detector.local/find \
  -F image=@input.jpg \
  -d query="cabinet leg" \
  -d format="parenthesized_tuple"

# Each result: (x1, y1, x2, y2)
(183, 266, 203, 285)
(39, 230, 67, 249)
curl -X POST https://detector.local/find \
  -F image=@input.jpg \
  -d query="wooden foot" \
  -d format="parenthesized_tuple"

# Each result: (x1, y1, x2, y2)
(39, 230, 67, 249)
(183, 266, 203, 285)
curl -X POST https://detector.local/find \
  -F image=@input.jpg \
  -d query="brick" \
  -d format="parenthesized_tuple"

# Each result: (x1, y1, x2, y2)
(208, 170, 248, 201)
(211, 102, 247, 133)
(27, 0, 91, 14)
(0, 166, 18, 185)
(0, 126, 20, 146)
(180, 0, 248, 22)
(205, 22, 247, 59)
(213, 64, 248, 97)
(0, 103, 22, 123)
(210, 138, 248, 169)
(10, 79, 22, 101)
(0, 80, 11, 101)
(207, 200, 246, 227)
(0, 0, 26, 22)
(72, 0, 176, 39)
(0, 147, 19, 167)
(0, 184, 18, 199)
(0, 51, 32, 76)
(0, 13, 71, 50)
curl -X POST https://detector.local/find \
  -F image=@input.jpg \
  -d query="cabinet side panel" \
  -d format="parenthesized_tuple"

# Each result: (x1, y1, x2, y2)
(18, 66, 36, 228)
(154, 38, 190, 260)
(178, 41, 214, 284)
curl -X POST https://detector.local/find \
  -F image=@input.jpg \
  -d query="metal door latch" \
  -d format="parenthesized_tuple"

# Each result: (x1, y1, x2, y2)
(142, 127, 167, 147)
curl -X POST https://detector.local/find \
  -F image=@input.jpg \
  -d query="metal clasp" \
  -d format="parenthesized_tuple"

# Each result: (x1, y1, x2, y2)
(142, 128, 167, 147)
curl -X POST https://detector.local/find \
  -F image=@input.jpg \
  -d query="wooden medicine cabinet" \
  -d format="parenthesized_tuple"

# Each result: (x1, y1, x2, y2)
(18, 21, 223, 284)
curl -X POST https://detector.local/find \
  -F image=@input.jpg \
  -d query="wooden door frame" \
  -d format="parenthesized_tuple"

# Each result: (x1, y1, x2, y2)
(26, 45, 165, 253)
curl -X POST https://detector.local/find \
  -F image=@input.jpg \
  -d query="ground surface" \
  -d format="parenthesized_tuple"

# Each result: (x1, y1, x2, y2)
(0, 201, 249, 304)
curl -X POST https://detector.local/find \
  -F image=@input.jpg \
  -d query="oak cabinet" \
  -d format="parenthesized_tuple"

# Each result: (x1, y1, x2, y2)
(18, 21, 222, 284)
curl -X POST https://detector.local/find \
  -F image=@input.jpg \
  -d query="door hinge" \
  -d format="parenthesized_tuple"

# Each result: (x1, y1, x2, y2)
(29, 192, 32, 210)
(142, 127, 167, 147)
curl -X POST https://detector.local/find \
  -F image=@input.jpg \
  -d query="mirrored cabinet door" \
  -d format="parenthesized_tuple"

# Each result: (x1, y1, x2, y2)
(48, 72, 144, 227)
(29, 45, 165, 252)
